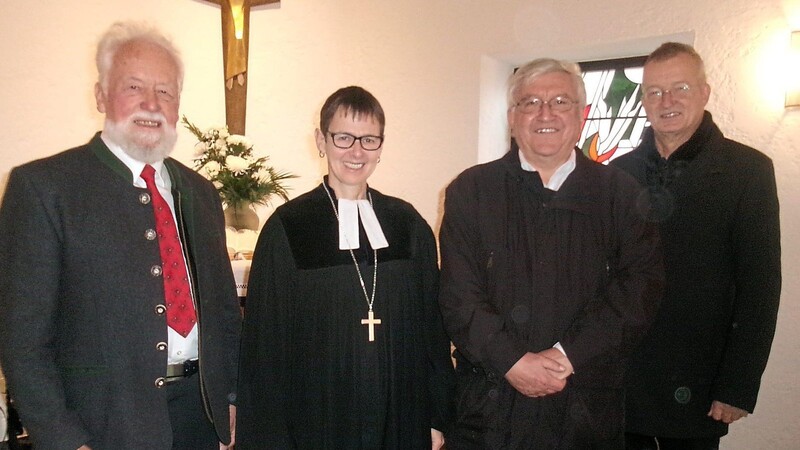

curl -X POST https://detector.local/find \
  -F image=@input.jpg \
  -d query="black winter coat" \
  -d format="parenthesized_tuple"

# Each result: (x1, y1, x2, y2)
(439, 149, 664, 448)
(612, 112, 781, 438)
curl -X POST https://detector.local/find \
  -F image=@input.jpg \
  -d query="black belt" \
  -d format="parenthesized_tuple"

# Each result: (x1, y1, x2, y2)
(166, 359, 199, 379)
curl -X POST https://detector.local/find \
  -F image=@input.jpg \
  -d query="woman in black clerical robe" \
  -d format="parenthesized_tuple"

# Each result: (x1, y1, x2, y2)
(236, 86, 454, 449)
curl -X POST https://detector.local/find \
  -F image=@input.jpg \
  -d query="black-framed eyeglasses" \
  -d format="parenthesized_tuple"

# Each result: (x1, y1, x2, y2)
(513, 95, 579, 115)
(327, 132, 384, 151)
(643, 82, 692, 103)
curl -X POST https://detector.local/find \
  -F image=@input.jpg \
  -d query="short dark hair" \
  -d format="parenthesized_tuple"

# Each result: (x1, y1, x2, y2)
(319, 86, 385, 135)
(646, 42, 706, 82)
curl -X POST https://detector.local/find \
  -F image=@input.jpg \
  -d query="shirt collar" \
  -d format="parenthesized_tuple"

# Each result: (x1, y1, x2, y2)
(101, 133, 169, 189)
(519, 149, 576, 191)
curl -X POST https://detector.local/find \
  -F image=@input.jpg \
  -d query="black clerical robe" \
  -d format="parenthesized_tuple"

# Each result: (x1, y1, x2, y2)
(237, 182, 454, 449)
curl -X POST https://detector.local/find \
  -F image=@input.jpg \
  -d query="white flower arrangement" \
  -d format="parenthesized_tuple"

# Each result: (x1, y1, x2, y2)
(182, 116, 295, 209)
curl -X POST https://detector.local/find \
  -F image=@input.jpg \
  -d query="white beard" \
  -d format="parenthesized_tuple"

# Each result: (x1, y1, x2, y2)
(103, 113, 178, 164)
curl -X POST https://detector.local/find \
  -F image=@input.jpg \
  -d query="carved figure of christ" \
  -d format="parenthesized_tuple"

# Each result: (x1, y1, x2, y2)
(201, 0, 280, 135)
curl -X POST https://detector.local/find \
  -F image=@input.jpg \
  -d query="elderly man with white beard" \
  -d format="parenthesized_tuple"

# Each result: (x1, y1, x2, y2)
(0, 21, 240, 450)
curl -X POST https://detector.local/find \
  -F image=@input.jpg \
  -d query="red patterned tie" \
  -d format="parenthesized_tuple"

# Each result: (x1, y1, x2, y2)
(141, 164, 197, 337)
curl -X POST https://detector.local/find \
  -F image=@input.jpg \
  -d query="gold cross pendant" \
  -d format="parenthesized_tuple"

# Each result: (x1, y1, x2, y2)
(360, 310, 382, 342)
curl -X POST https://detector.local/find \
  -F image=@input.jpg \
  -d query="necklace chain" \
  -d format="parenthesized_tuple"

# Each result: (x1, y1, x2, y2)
(322, 183, 378, 312)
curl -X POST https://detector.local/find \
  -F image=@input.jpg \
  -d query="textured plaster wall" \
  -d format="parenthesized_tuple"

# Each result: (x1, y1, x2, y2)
(0, 1, 798, 448)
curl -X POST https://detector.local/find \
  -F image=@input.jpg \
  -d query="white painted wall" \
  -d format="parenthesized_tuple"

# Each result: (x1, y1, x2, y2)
(1, 1, 798, 447)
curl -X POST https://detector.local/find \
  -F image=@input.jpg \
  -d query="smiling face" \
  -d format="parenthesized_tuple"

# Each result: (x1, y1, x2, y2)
(508, 71, 583, 170)
(95, 40, 180, 163)
(642, 53, 710, 157)
(316, 108, 383, 200)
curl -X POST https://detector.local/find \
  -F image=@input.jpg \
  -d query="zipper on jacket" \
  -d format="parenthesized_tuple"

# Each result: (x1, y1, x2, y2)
(174, 190, 215, 426)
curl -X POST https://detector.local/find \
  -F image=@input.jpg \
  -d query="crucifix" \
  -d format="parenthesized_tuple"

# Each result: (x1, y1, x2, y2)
(361, 310, 381, 342)
(201, 0, 280, 135)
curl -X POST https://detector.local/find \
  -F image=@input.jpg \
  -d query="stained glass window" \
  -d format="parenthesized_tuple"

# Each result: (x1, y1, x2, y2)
(578, 56, 648, 163)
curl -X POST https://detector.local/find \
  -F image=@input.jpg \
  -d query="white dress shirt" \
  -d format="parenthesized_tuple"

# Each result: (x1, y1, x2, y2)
(102, 135, 198, 364)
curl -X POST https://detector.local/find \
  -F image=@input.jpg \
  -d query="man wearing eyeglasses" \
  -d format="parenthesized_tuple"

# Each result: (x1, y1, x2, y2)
(438, 58, 664, 449)
(613, 42, 781, 450)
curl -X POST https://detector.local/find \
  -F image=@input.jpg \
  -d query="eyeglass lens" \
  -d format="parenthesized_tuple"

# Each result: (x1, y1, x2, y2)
(329, 132, 383, 150)
(515, 96, 576, 114)
(645, 83, 691, 102)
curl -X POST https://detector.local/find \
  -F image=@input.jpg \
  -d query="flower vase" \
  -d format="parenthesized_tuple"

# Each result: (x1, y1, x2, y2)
(224, 204, 260, 231)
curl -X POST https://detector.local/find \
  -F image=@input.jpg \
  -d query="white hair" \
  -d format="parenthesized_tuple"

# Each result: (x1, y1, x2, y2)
(96, 21, 184, 93)
(507, 58, 586, 109)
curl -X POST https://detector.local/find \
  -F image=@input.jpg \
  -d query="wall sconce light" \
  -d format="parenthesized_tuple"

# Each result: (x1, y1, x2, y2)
(787, 31, 800, 107)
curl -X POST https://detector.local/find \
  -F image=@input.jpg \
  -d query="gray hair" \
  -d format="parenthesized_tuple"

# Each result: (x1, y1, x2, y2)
(507, 58, 586, 109)
(96, 21, 184, 92)
(645, 42, 707, 83)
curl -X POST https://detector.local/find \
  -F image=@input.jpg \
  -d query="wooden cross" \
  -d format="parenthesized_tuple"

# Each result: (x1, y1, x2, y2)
(201, 0, 280, 135)
(361, 310, 381, 342)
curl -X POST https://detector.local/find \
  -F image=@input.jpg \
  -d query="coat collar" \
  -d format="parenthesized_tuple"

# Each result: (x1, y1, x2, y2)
(500, 147, 603, 214)
(88, 132, 189, 193)
(638, 112, 727, 194)
(87, 131, 196, 227)
(639, 111, 723, 164)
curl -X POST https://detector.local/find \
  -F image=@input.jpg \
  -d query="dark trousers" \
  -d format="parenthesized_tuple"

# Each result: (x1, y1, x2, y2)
(166, 373, 220, 450)
(625, 432, 720, 450)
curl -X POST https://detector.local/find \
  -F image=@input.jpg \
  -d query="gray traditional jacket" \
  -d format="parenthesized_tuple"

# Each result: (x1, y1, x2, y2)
(0, 133, 241, 449)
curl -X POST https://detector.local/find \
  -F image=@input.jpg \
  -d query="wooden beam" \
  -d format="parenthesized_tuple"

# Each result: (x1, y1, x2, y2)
(201, 0, 280, 135)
